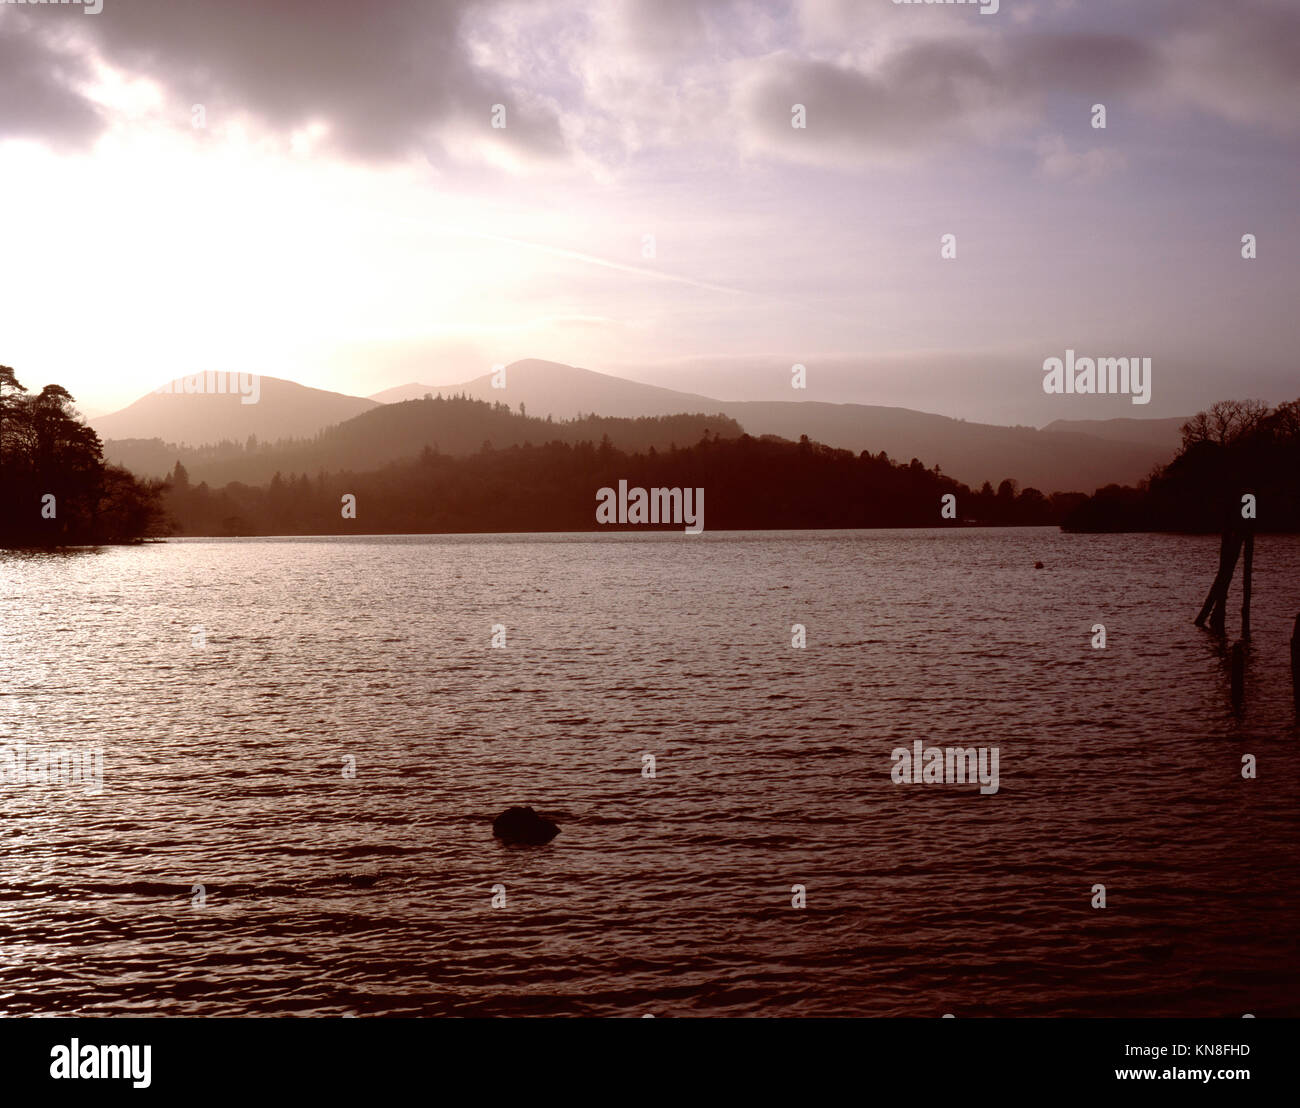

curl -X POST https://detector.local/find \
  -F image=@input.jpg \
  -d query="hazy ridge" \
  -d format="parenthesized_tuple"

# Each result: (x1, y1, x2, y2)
(96, 359, 1185, 494)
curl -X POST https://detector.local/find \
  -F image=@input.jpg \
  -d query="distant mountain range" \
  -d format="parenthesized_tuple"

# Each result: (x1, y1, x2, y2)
(717, 402, 1179, 494)
(1039, 416, 1188, 450)
(91, 376, 379, 445)
(94, 360, 1191, 494)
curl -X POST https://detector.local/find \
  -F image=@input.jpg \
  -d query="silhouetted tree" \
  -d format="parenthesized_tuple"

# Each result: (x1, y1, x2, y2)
(0, 370, 169, 546)
(1065, 397, 1300, 532)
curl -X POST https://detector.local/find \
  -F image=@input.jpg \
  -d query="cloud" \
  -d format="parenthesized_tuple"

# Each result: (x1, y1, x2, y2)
(1034, 134, 1126, 180)
(0, 11, 103, 145)
(2, 0, 568, 165)
(0, 0, 1296, 174)
(735, 42, 1023, 168)
(471, 0, 775, 169)
(736, 2, 1295, 169)
(1162, 0, 1300, 133)
(1012, 32, 1159, 94)
(733, 30, 1162, 168)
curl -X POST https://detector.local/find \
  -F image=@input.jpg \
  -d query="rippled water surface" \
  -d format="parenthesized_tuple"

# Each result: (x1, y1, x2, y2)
(1, 529, 1298, 1016)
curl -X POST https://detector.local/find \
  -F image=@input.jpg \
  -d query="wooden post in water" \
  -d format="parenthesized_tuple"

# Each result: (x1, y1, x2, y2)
(1241, 532, 1254, 639)
(1195, 529, 1244, 634)
(1195, 532, 1230, 628)
(1291, 613, 1300, 718)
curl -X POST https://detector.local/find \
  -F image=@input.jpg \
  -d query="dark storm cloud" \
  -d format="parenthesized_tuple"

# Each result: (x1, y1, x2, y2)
(1165, 0, 1300, 133)
(3, 0, 1297, 168)
(742, 43, 1007, 156)
(0, 12, 103, 145)
(740, 0, 1300, 166)
(0, 0, 567, 162)
(1010, 32, 1159, 94)
(740, 30, 1161, 163)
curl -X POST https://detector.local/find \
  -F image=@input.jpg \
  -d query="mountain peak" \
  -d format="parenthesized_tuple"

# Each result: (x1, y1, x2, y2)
(370, 358, 723, 418)
(91, 375, 378, 447)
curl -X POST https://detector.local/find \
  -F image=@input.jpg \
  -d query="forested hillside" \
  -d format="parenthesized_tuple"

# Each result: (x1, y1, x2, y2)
(105, 395, 744, 486)
(162, 431, 1071, 536)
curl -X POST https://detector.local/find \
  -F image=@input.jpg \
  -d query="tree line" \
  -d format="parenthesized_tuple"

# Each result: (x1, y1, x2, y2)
(1063, 398, 1300, 532)
(162, 431, 1075, 536)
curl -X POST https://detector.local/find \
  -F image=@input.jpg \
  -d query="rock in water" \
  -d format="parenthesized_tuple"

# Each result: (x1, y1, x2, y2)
(493, 806, 559, 845)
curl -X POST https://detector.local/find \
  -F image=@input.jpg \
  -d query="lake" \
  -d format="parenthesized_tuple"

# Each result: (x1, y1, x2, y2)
(1, 529, 1297, 1016)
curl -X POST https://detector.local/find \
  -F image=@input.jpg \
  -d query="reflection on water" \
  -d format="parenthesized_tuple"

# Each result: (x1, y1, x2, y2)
(0, 529, 1297, 1016)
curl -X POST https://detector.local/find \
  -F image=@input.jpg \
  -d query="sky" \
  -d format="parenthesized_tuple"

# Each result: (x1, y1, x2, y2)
(0, 0, 1296, 424)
